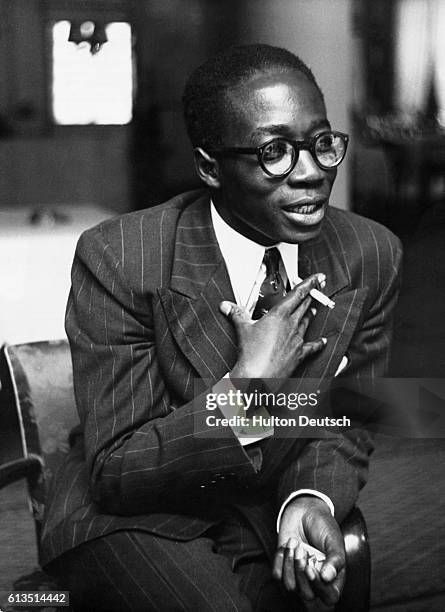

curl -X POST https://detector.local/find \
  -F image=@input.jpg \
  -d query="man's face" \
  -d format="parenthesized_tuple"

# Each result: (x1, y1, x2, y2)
(212, 69, 337, 245)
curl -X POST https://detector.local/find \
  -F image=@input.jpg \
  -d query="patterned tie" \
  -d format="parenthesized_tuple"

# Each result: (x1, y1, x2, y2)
(252, 247, 287, 320)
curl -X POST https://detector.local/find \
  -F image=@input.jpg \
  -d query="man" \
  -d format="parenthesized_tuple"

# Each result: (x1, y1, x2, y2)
(42, 44, 402, 611)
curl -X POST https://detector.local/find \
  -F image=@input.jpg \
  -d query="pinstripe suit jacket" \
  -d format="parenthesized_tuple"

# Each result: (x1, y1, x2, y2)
(41, 189, 402, 567)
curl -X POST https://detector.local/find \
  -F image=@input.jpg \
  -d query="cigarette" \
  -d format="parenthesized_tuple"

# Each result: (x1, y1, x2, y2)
(310, 288, 335, 309)
(300, 542, 326, 562)
(308, 555, 317, 568)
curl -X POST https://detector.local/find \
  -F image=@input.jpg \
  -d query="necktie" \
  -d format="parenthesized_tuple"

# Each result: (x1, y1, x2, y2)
(252, 247, 287, 320)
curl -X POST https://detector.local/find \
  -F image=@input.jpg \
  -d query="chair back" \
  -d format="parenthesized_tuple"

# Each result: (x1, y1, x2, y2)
(4, 340, 79, 543)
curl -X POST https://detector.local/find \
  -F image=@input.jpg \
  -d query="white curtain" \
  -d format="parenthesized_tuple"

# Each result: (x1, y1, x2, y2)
(432, 0, 445, 125)
(394, 0, 433, 115)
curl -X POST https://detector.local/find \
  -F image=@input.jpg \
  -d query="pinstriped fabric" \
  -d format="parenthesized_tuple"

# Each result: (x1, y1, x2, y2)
(41, 189, 402, 569)
(47, 522, 294, 612)
(271, 208, 403, 522)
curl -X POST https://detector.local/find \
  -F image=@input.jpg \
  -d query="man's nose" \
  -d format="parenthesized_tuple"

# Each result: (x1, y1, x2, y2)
(287, 149, 325, 184)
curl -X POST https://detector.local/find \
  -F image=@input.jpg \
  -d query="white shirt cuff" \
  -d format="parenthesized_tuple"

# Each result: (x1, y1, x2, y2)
(214, 374, 273, 446)
(276, 489, 335, 532)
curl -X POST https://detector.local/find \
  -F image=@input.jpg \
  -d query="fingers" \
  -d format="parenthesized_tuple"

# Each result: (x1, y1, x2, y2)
(309, 540, 345, 606)
(219, 301, 251, 327)
(292, 294, 313, 323)
(274, 540, 342, 605)
(321, 534, 345, 583)
(294, 543, 316, 601)
(274, 540, 316, 601)
(274, 511, 345, 607)
(300, 337, 328, 359)
(297, 307, 317, 338)
(329, 567, 345, 603)
(280, 273, 326, 315)
(320, 560, 338, 583)
(272, 545, 285, 581)
(307, 567, 345, 606)
(282, 538, 297, 591)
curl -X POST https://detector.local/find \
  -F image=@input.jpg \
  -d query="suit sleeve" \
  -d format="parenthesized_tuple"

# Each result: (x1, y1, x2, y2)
(276, 231, 403, 523)
(66, 226, 259, 516)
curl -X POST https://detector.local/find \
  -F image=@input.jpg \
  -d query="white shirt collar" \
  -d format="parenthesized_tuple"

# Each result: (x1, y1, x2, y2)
(210, 201, 299, 309)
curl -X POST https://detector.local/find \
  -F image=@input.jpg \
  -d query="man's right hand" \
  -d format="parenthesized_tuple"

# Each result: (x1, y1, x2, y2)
(220, 273, 327, 380)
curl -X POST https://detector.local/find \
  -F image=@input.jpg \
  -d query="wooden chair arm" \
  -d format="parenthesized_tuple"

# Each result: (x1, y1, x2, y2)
(0, 454, 43, 490)
(336, 506, 370, 612)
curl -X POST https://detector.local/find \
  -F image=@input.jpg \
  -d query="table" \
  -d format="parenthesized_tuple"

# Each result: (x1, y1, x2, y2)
(0, 204, 113, 345)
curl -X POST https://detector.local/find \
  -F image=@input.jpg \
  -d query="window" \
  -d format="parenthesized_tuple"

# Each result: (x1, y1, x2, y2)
(394, 0, 445, 124)
(51, 20, 134, 125)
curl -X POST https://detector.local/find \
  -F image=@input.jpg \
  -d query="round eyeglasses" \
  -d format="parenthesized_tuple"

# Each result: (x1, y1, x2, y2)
(207, 131, 349, 178)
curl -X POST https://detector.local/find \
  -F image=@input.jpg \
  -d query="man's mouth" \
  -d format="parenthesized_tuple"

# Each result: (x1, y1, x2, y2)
(291, 203, 319, 214)
(280, 198, 327, 227)
(283, 199, 326, 214)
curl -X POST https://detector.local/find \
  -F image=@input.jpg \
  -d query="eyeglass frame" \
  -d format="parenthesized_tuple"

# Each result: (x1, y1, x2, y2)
(205, 130, 349, 178)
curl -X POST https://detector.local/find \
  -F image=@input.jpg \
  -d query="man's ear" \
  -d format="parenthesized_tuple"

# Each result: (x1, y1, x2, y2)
(194, 147, 221, 188)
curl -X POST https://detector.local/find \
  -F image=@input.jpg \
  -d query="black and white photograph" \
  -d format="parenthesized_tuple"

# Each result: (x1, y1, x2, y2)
(0, 1, 444, 611)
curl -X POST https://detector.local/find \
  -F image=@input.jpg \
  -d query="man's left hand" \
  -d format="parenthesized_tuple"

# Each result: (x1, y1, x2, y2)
(272, 496, 345, 607)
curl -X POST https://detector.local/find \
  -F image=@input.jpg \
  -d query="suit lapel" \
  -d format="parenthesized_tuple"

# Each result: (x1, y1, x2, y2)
(298, 219, 349, 299)
(259, 219, 369, 479)
(297, 286, 368, 380)
(295, 212, 366, 381)
(158, 196, 238, 384)
(159, 200, 367, 387)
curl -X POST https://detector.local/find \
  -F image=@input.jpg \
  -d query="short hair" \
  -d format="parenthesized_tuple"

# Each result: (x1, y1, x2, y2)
(182, 43, 324, 149)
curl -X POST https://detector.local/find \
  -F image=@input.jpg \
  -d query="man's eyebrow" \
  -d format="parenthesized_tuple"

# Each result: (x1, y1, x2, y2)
(252, 125, 293, 138)
(251, 119, 331, 139)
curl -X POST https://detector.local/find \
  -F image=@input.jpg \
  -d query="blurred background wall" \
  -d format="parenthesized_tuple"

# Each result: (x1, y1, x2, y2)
(0, 0, 131, 213)
(0, 0, 352, 213)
